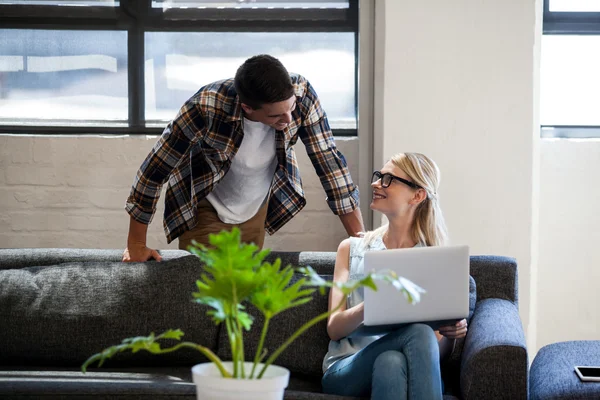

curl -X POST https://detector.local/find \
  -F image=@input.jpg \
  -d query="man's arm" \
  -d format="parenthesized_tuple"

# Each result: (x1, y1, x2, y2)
(338, 208, 365, 237)
(297, 76, 364, 236)
(123, 102, 204, 262)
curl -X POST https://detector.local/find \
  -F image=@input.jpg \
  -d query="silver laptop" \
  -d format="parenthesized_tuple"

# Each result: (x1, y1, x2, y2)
(362, 245, 470, 330)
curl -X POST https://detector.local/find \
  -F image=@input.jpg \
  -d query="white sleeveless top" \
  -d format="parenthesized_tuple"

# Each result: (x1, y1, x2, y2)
(322, 236, 424, 373)
(322, 236, 387, 373)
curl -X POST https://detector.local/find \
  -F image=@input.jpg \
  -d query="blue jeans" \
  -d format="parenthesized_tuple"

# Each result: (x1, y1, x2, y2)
(322, 324, 443, 400)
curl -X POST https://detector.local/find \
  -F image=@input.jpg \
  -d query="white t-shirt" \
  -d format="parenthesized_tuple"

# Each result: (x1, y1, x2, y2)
(205, 117, 277, 224)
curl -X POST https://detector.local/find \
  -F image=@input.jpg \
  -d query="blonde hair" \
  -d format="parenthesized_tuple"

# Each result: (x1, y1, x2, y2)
(363, 152, 448, 247)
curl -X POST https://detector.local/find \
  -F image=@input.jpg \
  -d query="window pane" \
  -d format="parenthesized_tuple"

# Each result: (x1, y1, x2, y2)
(540, 35, 600, 126)
(0, 29, 127, 125)
(145, 32, 356, 129)
(549, 0, 600, 12)
(152, 0, 348, 9)
(0, 0, 118, 5)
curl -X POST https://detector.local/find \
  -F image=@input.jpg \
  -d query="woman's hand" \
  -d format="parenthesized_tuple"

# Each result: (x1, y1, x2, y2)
(438, 319, 468, 339)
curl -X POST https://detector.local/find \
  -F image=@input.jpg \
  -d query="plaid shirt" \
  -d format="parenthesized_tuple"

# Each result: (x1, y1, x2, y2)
(126, 74, 359, 243)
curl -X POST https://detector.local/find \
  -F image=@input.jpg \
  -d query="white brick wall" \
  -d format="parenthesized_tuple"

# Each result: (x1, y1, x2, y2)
(0, 134, 360, 252)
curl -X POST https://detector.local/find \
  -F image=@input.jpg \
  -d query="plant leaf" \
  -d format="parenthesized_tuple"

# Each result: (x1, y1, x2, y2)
(81, 330, 186, 372)
(237, 311, 254, 331)
(251, 262, 316, 319)
(158, 329, 184, 340)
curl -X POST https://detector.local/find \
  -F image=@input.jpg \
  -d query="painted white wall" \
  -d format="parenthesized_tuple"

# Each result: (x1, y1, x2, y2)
(4, 0, 599, 357)
(373, 0, 541, 348)
(0, 135, 359, 252)
(536, 140, 600, 350)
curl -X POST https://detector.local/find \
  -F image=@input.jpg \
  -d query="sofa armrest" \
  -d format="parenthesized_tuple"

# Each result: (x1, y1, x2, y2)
(460, 298, 528, 400)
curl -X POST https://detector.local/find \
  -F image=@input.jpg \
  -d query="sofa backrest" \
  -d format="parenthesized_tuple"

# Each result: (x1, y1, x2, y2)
(266, 251, 338, 276)
(0, 250, 220, 368)
(470, 255, 518, 304)
(268, 252, 519, 304)
(0, 248, 190, 270)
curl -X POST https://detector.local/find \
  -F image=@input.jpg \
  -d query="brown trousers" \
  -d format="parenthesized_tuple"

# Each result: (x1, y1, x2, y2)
(178, 198, 269, 251)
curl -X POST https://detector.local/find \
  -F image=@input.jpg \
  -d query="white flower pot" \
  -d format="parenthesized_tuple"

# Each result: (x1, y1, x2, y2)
(191, 361, 290, 400)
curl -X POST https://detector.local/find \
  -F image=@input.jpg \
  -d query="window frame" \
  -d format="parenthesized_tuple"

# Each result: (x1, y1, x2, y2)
(0, 0, 359, 136)
(541, 0, 600, 138)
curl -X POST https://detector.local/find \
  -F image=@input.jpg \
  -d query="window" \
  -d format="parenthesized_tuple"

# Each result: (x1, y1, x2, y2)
(0, 0, 358, 135)
(151, 0, 349, 9)
(549, 0, 600, 12)
(541, 0, 600, 138)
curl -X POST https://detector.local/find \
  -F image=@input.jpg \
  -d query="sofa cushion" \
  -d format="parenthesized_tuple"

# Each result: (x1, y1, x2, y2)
(0, 366, 360, 399)
(0, 366, 195, 399)
(467, 275, 477, 321)
(217, 272, 333, 377)
(0, 255, 220, 368)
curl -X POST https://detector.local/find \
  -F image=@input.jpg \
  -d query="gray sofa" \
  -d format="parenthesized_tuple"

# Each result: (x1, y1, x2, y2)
(0, 248, 528, 399)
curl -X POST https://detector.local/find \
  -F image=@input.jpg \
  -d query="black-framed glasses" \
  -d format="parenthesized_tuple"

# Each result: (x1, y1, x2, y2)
(371, 170, 422, 189)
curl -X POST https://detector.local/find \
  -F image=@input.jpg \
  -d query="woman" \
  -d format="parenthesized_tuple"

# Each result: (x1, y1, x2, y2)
(321, 152, 467, 400)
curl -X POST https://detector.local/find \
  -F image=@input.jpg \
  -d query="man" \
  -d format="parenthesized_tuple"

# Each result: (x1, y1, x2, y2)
(123, 54, 364, 262)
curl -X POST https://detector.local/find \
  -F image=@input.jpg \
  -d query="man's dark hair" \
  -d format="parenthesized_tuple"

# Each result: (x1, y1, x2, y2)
(234, 54, 294, 110)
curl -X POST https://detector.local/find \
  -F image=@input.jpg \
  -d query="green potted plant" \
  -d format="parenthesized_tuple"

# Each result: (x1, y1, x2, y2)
(82, 228, 424, 400)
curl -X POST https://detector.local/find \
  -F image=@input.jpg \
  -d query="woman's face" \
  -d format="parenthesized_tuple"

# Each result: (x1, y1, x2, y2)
(370, 161, 421, 217)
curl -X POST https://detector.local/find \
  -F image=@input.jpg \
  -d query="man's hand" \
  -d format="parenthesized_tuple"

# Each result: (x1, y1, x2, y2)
(338, 208, 365, 237)
(122, 243, 162, 262)
(124, 215, 161, 262)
